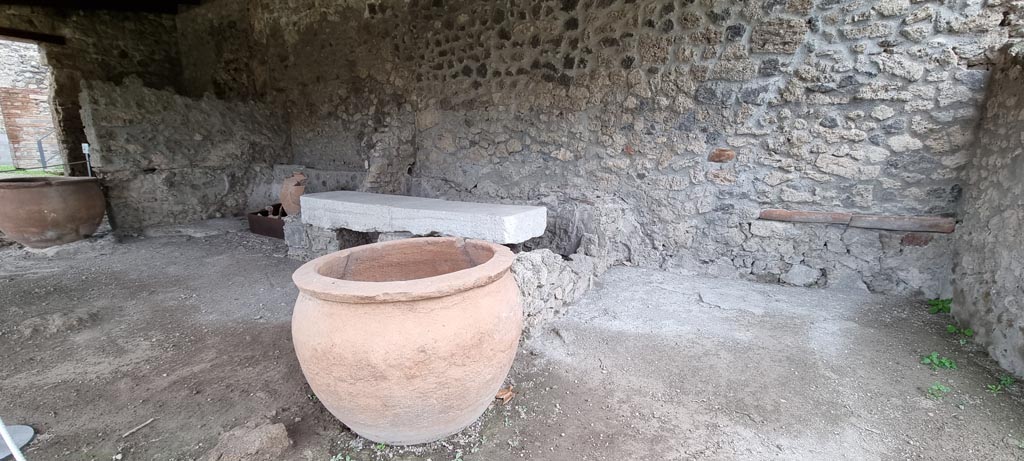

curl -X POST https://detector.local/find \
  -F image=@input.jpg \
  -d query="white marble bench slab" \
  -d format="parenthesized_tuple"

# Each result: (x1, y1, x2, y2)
(300, 191, 547, 244)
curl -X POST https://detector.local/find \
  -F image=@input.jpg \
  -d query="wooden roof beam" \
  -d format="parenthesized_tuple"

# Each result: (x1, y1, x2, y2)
(0, 27, 66, 45)
(0, 1, 201, 14)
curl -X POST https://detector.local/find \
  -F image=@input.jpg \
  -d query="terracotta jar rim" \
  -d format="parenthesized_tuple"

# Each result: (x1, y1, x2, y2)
(292, 237, 516, 304)
(0, 177, 99, 189)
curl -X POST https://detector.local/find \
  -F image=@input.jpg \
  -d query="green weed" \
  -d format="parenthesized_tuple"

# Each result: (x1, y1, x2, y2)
(928, 299, 952, 314)
(945, 324, 974, 337)
(946, 324, 974, 345)
(921, 352, 957, 370)
(987, 375, 1017, 394)
(927, 382, 951, 400)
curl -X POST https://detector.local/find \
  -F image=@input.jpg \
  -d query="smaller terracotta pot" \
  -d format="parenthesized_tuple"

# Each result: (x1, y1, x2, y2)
(280, 172, 306, 216)
(0, 177, 105, 248)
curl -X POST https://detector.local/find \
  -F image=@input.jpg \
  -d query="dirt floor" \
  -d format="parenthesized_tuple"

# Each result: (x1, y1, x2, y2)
(1, 220, 1023, 460)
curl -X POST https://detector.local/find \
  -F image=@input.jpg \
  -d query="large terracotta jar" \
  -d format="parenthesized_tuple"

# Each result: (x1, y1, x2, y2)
(0, 177, 105, 249)
(291, 237, 522, 445)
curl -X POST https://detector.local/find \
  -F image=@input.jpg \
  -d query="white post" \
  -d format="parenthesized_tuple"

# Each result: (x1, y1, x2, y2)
(0, 417, 28, 461)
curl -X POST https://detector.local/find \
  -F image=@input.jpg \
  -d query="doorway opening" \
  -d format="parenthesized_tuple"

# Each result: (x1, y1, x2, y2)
(0, 38, 63, 176)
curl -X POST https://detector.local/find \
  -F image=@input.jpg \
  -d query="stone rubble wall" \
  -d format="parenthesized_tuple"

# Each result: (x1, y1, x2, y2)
(79, 78, 289, 230)
(512, 248, 609, 332)
(403, 0, 1010, 298)
(0, 40, 48, 89)
(8, 0, 1022, 372)
(953, 43, 1024, 376)
(171, 0, 1021, 297)
(248, 164, 367, 213)
(282, 217, 376, 261)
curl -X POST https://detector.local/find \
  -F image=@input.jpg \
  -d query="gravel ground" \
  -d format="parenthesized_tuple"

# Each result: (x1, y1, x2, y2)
(0, 221, 1021, 460)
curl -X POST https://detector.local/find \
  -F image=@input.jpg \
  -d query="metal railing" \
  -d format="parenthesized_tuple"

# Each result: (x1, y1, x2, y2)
(35, 129, 59, 170)
(5, 133, 95, 177)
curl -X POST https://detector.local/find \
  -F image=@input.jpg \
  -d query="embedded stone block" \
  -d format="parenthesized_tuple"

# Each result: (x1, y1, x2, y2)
(750, 18, 808, 54)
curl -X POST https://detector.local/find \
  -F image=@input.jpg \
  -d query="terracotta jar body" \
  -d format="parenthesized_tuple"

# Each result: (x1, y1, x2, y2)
(0, 177, 105, 248)
(279, 172, 306, 216)
(291, 237, 522, 445)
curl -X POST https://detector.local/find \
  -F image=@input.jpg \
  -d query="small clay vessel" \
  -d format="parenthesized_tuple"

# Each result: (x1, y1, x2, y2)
(280, 172, 306, 215)
(0, 177, 105, 248)
(291, 237, 522, 445)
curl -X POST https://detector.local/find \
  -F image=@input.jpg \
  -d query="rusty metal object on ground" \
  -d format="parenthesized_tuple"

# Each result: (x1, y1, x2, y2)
(248, 203, 287, 239)
(0, 177, 105, 248)
(291, 237, 521, 445)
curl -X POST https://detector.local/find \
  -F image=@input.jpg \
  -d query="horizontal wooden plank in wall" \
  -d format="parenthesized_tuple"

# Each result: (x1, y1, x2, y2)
(758, 209, 853, 225)
(0, 27, 65, 45)
(758, 209, 956, 234)
(848, 215, 956, 234)
(0, 1, 200, 14)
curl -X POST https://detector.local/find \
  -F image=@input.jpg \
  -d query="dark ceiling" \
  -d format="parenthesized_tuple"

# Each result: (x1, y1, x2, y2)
(0, 0, 201, 14)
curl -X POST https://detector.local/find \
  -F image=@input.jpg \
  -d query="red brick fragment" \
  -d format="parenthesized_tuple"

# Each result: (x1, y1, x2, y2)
(901, 233, 934, 247)
(708, 148, 736, 163)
